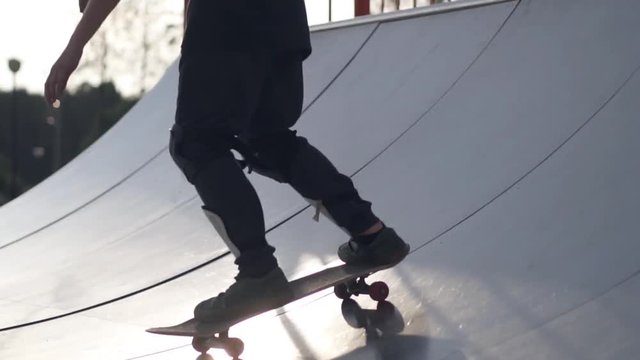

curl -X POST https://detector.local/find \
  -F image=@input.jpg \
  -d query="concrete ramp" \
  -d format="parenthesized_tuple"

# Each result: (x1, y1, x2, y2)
(1, 0, 640, 359)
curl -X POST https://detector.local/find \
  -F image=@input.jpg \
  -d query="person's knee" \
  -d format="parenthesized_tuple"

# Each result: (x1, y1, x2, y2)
(244, 130, 303, 183)
(169, 124, 236, 183)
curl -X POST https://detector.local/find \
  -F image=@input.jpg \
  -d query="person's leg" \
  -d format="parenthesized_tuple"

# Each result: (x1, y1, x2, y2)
(242, 58, 375, 233)
(172, 51, 291, 322)
(243, 56, 409, 265)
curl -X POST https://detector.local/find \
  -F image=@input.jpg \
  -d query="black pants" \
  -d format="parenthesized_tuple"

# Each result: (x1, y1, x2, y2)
(170, 51, 379, 277)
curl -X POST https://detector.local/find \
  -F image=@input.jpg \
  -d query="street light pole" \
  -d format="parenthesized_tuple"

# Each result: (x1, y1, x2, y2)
(46, 115, 62, 172)
(8, 58, 21, 200)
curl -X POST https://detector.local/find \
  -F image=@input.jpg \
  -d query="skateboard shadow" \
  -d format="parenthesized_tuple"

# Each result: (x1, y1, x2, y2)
(195, 354, 214, 360)
(330, 333, 432, 360)
(340, 299, 405, 336)
(333, 300, 465, 360)
(331, 334, 468, 360)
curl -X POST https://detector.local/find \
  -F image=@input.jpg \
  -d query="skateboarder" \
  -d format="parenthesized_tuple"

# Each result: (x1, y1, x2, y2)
(45, 0, 409, 323)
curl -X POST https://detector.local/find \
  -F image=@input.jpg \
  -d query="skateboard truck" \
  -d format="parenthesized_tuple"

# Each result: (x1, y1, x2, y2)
(334, 274, 390, 302)
(192, 330, 244, 360)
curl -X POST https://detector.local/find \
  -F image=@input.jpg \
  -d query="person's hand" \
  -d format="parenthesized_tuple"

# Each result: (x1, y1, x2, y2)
(45, 46, 83, 106)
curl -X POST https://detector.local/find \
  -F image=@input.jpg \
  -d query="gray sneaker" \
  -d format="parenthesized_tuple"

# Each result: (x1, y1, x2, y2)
(194, 267, 293, 323)
(338, 227, 410, 266)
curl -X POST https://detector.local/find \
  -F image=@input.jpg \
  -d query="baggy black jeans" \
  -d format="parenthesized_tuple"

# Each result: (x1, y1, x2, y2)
(170, 50, 379, 277)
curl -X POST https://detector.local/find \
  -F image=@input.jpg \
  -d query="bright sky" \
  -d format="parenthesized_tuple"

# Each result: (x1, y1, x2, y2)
(0, 0, 355, 96)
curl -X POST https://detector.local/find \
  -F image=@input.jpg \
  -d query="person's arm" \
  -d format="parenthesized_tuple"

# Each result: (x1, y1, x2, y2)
(44, 0, 120, 106)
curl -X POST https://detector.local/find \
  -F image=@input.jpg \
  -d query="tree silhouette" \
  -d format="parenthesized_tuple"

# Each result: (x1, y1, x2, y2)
(0, 83, 138, 205)
(73, 0, 181, 96)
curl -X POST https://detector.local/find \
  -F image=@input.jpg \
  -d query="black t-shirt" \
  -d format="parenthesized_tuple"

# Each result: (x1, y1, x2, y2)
(182, 0, 312, 60)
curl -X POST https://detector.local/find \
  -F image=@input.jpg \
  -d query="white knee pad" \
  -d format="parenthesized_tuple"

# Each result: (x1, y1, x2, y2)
(202, 207, 241, 258)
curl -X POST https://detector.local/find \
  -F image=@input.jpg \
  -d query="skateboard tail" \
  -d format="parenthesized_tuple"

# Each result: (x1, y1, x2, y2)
(146, 327, 194, 337)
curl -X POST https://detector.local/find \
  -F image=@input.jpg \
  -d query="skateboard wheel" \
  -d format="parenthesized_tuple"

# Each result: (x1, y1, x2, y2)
(376, 300, 394, 314)
(224, 338, 244, 358)
(334, 283, 351, 299)
(369, 281, 389, 302)
(192, 337, 209, 353)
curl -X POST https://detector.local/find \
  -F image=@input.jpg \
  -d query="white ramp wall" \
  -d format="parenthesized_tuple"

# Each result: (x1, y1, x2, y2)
(1, 0, 639, 359)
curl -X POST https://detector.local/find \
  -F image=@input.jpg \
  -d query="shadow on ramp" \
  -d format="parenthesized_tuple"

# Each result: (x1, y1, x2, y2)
(332, 299, 440, 360)
(331, 334, 435, 360)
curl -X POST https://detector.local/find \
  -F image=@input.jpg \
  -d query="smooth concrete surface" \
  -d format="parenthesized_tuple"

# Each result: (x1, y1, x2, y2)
(2, 0, 640, 359)
(301, 23, 378, 110)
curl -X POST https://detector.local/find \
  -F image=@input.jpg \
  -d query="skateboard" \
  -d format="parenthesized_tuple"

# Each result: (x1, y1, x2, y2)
(147, 261, 401, 359)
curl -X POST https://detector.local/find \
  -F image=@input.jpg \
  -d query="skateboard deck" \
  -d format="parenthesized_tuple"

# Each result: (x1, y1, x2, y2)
(147, 261, 400, 357)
